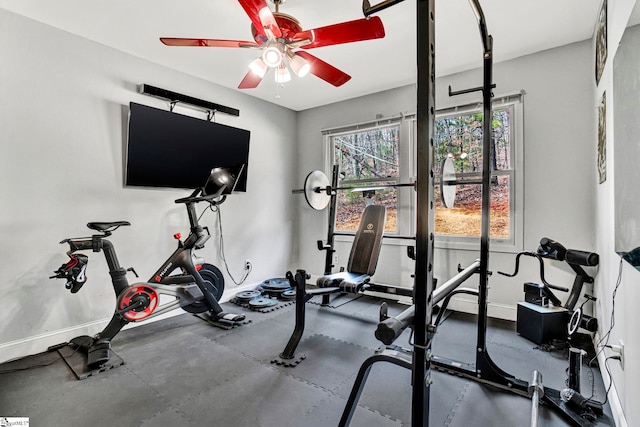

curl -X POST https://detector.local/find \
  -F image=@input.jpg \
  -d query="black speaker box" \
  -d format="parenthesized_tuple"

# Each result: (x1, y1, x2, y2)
(516, 302, 569, 344)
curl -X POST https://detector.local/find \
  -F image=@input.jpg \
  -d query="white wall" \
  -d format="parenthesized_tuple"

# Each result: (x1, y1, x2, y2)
(296, 39, 596, 320)
(0, 9, 298, 363)
(593, 0, 639, 426)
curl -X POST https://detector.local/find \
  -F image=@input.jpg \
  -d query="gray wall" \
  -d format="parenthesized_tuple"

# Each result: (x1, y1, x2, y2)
(0, 9, 298, 362)
(295, 39, 596, 319)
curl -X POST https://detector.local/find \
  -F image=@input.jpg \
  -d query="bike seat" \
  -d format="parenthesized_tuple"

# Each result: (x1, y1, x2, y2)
(87, 221, 131, 233)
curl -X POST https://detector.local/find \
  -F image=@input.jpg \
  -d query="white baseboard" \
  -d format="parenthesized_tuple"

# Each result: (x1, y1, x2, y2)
(0, 283, 256, 364)
(445, 297, 517, 321)
(593, 332, 628, 427)
(0, 319, 109, 364)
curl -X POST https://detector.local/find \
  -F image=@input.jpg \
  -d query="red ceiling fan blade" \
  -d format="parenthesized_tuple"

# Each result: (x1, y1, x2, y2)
(296, 16, 385, 49)
(238, 69, 264, 89)
(160, 38, 259, 48)
(295, 51, 351, 87)
(238, 0, 282, 39)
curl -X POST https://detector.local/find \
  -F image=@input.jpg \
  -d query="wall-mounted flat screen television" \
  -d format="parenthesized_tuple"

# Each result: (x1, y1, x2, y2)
(126, 102, 250, 192)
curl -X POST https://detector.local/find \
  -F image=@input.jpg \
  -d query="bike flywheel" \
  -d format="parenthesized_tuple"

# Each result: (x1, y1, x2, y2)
(118, 285, 159, 321)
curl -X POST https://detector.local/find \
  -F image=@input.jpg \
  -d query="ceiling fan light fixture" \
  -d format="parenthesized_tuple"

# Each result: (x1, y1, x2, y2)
(288, 53, 311, 78)
(262, 44, 283, 67)
(248, 57, 268, 77)
(275, 63, 291, 83)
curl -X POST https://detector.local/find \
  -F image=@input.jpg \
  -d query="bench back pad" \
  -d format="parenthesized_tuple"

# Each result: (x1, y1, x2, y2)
(347, 204, 386, 276)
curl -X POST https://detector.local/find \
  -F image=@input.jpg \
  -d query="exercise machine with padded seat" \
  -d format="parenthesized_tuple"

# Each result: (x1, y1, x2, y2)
(316, 204, 386, 293)
(49, 167, 247, 378)
(274, 204, 386, 366)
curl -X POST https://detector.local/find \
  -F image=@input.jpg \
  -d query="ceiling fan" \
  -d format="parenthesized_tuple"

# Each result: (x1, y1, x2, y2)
(160, 0, 385, 89)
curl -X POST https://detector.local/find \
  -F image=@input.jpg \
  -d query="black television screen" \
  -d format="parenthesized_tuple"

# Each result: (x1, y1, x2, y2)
(126, 102, 250, 191)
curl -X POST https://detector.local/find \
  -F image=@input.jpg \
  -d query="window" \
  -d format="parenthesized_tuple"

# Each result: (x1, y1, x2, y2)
(330, 124, 400, 233)
(324, 93, 523, 252)
(429, 95, 523, 252)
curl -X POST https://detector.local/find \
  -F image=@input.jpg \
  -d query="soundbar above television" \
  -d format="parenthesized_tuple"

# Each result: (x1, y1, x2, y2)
(125, 102, 250, 192)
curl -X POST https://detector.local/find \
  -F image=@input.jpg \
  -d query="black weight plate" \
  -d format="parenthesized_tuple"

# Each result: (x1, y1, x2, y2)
(235, 289, 262, 302)
(199, 264, 225, 301)
(248, 297, 278, 308)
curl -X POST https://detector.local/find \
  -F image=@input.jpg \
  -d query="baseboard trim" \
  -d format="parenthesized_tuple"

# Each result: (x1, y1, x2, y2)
(593, 332, 628, 427)
(446, 297, 517, 321)
(0, 285, 253, 364)
(0, 318, 109, 364)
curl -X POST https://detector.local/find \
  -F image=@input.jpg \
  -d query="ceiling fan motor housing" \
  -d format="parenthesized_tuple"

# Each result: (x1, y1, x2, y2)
(251, 13, 303, 44)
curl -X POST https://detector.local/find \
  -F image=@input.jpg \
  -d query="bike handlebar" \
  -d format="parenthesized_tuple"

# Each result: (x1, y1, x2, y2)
(498, 251, 569, 292)
(174, 187, 228, 205)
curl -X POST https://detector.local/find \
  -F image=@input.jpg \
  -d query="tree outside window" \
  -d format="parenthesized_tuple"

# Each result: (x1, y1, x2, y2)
(433, 106, 513, 239)
(332, 125, 400, 232)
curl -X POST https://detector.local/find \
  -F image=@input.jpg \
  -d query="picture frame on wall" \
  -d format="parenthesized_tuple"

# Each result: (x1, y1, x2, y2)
(595, 0, 607, 85)
(598, 92, 606, 184)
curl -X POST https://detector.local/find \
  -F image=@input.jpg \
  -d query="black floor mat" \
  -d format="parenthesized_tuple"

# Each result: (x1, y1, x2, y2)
(0, 302, 614, 426)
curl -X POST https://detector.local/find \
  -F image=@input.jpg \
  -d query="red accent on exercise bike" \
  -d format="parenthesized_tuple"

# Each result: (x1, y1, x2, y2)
(154, 275, 162, 283)
(174, 233, 182, 240)
(196, 264, 203, 271)
(118, 285, 159, 321)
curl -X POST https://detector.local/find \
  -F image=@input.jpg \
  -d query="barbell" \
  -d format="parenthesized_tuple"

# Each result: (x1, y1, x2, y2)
(292, 170, 416, 211)
(292, 157, 477, 211)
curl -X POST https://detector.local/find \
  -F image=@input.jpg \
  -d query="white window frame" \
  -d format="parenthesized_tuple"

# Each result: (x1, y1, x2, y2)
(321, 92, 524, 253)
(322, 117, 414, 243)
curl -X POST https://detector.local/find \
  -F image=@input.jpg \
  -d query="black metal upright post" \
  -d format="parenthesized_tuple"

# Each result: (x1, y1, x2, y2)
(323, 164, 340, 275)
(413, 0, 436, 425)
(321, 165, 340, 305)
(469, 2, 519, 386)
(475, 6, 494, 375)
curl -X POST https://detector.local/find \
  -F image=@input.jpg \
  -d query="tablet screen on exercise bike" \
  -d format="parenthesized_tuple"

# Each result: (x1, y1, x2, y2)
(203, 164, 245, 197)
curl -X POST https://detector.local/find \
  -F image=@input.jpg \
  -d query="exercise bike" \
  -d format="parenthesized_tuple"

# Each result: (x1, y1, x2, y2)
(50, 167, 247, 370)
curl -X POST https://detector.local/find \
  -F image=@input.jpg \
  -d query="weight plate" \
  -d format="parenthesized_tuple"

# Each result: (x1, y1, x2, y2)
(235, 289, 262, 302)
(261, 278, 291, 291)
(440, 157, 457, 209)
(304, 170, 331, 211)
(199, 264, 225, 301)
(248, 297, 278, 309)
(281, 289, 297, 300)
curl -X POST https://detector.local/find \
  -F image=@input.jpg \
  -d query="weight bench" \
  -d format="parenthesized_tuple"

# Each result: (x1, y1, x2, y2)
(316, 204, 386, 293)
(274, 204, 386, 366)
